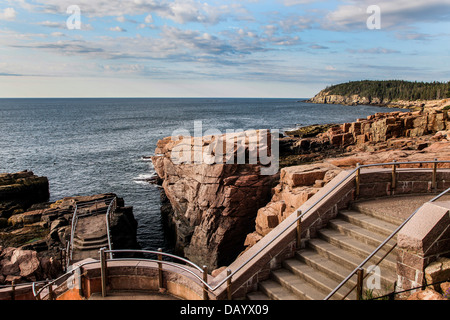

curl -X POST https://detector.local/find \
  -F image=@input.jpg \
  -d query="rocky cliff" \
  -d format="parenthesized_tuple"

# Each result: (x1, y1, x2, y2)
(0, 171, 49, 221)
(0, 171, 138, 285)
(308, 88, 450, 110)
(246, 107, 450, 250)
(152, 106, 450, 271)
(152, 131, 279, 270)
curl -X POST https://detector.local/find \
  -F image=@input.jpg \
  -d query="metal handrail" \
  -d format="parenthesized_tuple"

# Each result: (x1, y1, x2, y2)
(105, 249, 205, 273)
(324, 175, 450, 299)
(33, 259, 100, 300)
(103, 249, 210, 291)
(105, 198, 117, 259)
(66, 197, 117, 267)
(67, 205, 78, 266)
(210, 159, 450, 294)
(26, 159, 450, 300)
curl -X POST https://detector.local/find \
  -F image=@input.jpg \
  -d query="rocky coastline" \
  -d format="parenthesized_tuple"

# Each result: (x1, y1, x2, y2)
(307, 88, 450, 110)
(3, 96, 450, 291)
(153, 102, 450, 274)
(152, 131, 279, 270)
(0, 171, 139, 286)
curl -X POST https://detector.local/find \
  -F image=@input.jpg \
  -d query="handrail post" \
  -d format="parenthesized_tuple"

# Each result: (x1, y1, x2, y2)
(11, 280, 15, 301)
(35, 285, 41, 301)
(355, 163, 360, 198)
(356, 268, 364, 300)
(158, 248, 163, 289)
(47, 279, 55, 300)
(296, 210, 302, 249)
(202, 265, 208, 300)
(226, 269, 232, 300)
(391, 160, 397, 195)
(100, 247, 108, 297)
(432, 158, 438, 191)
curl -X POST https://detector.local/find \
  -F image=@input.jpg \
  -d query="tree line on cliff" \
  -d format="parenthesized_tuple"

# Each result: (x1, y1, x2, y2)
(324, 80, 450, 101)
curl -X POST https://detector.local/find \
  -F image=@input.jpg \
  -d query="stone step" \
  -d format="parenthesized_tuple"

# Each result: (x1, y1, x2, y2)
(246, 291, 271, 300)
(307, 237, 397, 287)
(338, 210, 399, 237)
(296, 248, 356, 285)
(282, 258, 356, 300)
(73, 242, 109, 251)
(271, 269, 326, 300)
(258, 279, 299, 300)
(71, 248, 102, 263)
(317, 228, 397, 271)
(74, 234, 109, 246)
(351, 202, 404, 226)
(328, 217, 398, 254)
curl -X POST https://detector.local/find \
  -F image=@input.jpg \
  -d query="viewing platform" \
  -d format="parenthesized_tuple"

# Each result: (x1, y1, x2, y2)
(1, 160, 450, 300)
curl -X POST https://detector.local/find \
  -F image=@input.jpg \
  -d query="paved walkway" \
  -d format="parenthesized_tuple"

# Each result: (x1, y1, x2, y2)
(353, 193, 450, 222)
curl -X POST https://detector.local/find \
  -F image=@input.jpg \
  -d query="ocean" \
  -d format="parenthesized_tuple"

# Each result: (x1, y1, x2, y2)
(0, 98, 406, 251)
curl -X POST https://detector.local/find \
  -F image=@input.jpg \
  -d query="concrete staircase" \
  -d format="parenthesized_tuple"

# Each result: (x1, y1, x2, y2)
(70, 213, 109, 263)
(247, 202, 403, 300)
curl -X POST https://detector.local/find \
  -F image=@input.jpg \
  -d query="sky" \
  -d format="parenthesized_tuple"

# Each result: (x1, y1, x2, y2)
(0, 0, 449, 98)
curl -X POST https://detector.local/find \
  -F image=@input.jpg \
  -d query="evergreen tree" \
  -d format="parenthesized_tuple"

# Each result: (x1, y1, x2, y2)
(325, 80, 450, 101)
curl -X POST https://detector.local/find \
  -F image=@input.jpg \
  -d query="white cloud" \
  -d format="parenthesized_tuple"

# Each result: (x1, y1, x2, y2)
(283, 0, 323, 6)
(348, 47, 400, 54)
(38, 20, 66, 29)
(18, 0, 242, 25)
(324, 0, 450, 30)
(144, 14, 153, 24)
(0, 7, 16, 21)
(116, 16, 126, 23)
(109, 26, 127, 32)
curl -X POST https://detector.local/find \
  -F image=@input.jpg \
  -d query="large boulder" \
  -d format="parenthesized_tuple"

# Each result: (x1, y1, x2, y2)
(0, 171, 49, 219)
(245, 162, 342, 247)
(152, 130, 279, 270)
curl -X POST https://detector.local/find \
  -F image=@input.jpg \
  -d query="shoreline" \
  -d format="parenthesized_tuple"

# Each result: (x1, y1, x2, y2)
(307, 94, 450, 111)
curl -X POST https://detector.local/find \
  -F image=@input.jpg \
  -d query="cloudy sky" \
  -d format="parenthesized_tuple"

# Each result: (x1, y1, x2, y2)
(0, 0, 449, 98)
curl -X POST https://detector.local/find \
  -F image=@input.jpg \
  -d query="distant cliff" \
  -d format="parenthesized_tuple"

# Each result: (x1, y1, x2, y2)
(308, 80, 450, 109)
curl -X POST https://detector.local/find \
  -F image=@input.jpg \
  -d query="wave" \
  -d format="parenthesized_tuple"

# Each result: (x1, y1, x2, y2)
(133, 172, 158, 185)
(140, 156, 153, 162)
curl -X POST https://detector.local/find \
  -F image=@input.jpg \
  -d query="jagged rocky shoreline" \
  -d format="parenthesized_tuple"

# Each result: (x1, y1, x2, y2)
(3, 97, 450, 282)
(0, 171, 139, 285)
(153, 103, 450, 273)
(307, 87, 450, 110)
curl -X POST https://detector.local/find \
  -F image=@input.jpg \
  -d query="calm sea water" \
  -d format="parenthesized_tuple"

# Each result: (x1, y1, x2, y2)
(0, 98, 405, 251)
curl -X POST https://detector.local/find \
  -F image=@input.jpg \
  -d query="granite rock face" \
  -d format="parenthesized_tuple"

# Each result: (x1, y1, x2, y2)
(152, 130, 279, 270)
(0, 171, 49, 220)
(244, 162, 343, 248)
(245, 108, 450, 250)
(0, 171, 138, 285)
(308, 89, 450, 109)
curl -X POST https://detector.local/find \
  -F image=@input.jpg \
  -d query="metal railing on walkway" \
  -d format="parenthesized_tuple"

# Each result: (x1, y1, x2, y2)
(22, 159, 450, 300)
(66, 196, 117, 268)
(324, 184, 450, 300)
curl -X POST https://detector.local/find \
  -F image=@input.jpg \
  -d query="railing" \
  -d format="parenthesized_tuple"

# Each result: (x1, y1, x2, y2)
(23, 159, 450, 300)
(324, 184, 450, 300)
(66, 197, 117, 268)
(33, 259, 99, 300)
(96, 160, 450, 300)
(105, 198, 117, 260)
(99, 248, 212, 300)
(213, 159, 450, 299)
